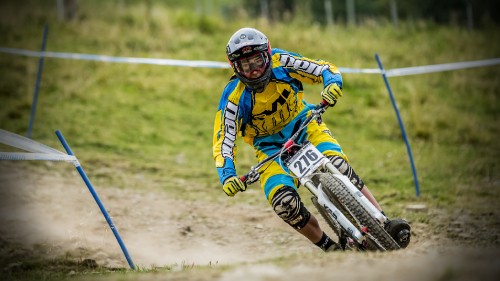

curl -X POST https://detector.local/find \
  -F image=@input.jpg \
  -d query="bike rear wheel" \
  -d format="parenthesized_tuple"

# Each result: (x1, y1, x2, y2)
(319, 173, 400, 251)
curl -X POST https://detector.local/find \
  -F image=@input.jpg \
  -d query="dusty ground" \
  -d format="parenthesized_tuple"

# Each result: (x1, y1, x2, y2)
(0, 161, 499, 281)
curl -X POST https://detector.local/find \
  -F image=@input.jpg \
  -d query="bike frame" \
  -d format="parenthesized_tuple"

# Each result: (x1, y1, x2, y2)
(241, 100, 388, 248)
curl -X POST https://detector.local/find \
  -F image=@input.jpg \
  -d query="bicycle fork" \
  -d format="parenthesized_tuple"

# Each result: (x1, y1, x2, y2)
(303, 180, 367, 245)
(302, 161, 388, 247)
(323, 161, 387, 225)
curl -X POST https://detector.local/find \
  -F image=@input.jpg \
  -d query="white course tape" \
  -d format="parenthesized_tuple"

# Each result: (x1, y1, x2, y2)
(338, 67, 381, 74)
(0, 129, 64, 154)
(1, 47, 380, 74)
(0, 47, 231, 69)
(0, 152, 76, 162)
(385, 58, 500, 77)
(1, 46, 499, 75)
(0, 129, 78, 165)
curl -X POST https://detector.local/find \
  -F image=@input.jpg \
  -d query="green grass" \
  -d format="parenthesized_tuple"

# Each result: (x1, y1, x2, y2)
(0, 1, 499, 279)
(1, 0, 499, 204)
(1, 0, 499, 210)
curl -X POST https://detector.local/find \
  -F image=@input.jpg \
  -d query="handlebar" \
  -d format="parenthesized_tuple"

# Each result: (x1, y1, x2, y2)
(240, 99, 332, 184)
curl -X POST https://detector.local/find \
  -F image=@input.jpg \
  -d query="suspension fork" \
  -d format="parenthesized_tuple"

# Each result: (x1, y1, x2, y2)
(303, 179, 366, 244)
(323, 162, 387, 224)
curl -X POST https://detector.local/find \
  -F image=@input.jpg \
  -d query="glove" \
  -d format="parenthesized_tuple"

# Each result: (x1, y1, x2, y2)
(223, 176, 246, 197)
(321, 83, 342, 105)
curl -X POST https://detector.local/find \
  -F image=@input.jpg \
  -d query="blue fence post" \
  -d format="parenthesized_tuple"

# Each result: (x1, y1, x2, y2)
(375, 53, 420, 197)
(27, 24, 49, 138)
(55, 130, 136, 270)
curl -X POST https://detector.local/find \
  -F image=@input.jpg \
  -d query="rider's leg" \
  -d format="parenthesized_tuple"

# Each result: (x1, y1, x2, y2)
(329, 155, 383, 210)
(295, 212, 322, 242)
(254, 124, 341, 251)
(360, 185, 382, 211)
(259, 164, 342, 251)
(271, 185, 340, 251)
(298, 214, 342, 251)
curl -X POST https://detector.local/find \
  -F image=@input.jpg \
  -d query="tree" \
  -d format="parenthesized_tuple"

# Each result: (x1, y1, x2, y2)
(57, 0, 78, 21)
(242, 0, 296, 22)
(241, 0, 499, 27)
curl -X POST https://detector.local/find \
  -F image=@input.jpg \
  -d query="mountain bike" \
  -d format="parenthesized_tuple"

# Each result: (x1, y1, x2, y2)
(240, 100, 401, 251)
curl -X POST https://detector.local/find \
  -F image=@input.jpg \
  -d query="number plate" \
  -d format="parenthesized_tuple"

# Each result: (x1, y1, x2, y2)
(287, 143, 326, 179)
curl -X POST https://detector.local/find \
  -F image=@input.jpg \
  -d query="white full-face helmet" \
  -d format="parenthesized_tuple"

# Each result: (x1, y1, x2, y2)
(226, 28, 272, 92)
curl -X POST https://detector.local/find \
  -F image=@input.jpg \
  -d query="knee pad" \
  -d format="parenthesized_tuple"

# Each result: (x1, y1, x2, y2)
(329, 155, 366, 191)
(271, 186, 310, 230)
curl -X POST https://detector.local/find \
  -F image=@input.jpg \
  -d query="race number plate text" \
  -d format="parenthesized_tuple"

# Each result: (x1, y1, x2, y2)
(287, 142, 325, 179)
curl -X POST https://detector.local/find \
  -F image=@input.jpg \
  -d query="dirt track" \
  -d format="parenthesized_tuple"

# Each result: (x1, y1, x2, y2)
(1, 161, 499, 281)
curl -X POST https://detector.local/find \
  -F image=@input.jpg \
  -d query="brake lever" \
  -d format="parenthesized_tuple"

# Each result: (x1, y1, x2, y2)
(240, 169, 260, 185)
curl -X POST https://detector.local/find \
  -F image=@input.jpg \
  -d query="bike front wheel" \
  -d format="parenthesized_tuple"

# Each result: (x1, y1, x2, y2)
(319, 173, 400, 251)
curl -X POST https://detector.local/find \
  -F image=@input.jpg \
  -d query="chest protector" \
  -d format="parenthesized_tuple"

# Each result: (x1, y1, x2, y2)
(243, 81, 304, 143)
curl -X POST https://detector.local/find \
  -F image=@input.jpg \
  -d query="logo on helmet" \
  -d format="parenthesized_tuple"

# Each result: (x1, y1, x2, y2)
(242, 46, 252, 54)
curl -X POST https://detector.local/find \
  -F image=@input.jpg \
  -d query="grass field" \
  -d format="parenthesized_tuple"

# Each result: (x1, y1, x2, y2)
(0, 1, 499, 280)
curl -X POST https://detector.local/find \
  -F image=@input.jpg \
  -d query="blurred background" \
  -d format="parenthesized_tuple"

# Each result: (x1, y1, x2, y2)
(0, 0, 498, 216)
(0, 0, 499, 277)
(55, 0, 500, 28)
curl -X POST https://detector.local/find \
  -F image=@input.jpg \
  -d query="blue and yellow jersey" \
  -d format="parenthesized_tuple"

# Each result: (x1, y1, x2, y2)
(213, 48, 343, 184)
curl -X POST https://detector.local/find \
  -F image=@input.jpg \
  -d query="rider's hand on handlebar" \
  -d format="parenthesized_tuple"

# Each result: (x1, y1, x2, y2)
(321, 83, 342, 105)
(223, 176, 247, 197)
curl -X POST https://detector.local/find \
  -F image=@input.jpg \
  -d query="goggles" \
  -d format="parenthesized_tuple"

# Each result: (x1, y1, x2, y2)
(234, 53, 268, 79)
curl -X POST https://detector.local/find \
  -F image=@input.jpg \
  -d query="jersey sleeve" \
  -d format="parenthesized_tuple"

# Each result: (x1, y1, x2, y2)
(212, 79, 246, 184)
(274, 48, 343, 88)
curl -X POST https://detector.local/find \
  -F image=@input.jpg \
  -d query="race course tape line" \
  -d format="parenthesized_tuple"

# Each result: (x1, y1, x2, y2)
(2, 47, 498, 76)
(0, 129, 79, 165)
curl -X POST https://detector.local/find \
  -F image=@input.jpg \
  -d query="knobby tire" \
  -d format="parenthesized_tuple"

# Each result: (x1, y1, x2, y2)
(319, 173, 400, 251)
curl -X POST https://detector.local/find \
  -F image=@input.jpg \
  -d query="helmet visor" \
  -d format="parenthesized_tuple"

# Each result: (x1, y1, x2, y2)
(234, 53, 268, 79)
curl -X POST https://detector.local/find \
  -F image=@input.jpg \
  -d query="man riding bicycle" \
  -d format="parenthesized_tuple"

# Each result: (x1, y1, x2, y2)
(212, 27, 410, 251)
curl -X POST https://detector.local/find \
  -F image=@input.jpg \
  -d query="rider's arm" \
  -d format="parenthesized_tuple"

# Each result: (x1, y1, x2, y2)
(274, 48, 343, 89)
(213, 79, 246, 184)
